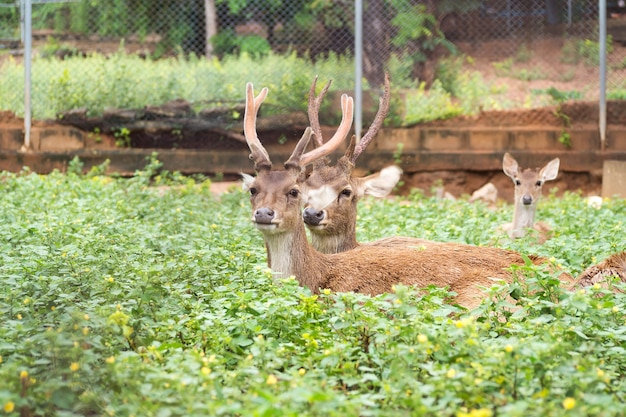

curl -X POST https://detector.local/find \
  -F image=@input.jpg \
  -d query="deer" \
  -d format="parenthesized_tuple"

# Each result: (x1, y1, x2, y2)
(301, 73, 423, 253)
(240, 81, 576, 310)
(501, 152, 560, 244)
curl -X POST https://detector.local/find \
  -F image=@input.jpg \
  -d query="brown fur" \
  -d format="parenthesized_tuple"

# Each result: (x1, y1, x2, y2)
(573, 251, 626, 288)
(246, 168, 575, 310)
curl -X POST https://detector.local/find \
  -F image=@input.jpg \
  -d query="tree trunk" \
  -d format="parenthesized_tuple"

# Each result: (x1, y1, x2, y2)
(362, 0, 390, 89)
(204, 0, 217, 58)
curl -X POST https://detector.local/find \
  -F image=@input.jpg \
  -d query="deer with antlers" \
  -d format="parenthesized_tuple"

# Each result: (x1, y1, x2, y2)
(240, 81, 578, 309)
(501, 153, 560, 244)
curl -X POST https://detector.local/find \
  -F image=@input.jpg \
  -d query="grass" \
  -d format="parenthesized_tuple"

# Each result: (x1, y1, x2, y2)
(0, 160, 625, 416)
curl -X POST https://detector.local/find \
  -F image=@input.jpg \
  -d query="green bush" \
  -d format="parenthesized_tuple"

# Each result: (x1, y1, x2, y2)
(0, 166, 624, 416)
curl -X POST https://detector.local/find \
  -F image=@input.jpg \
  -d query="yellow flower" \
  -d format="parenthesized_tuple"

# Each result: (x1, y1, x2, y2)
(70, 362, 80, 372)
(266, 375, 278, 385)
(20, 370, 28, 379)
(201, 367, 211, 375)
(82, 327, 90, 335)
(562, 397, 576, 410)
(504, 344, 513, 353)
(105, 356, 115, 364)
(3, 401, 15, 413)
(321, 289, 331, 295)
(23, 298, 30, 305)
(298, 368, 306, 376)
(417, 334, 428, 343)
(447, 368, 456, 378)
(597, 368, 605, 378)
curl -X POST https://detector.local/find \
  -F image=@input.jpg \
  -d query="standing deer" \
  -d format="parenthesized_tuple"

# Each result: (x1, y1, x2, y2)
(240, 82, 574, 309)
(502, 152, 560, 243)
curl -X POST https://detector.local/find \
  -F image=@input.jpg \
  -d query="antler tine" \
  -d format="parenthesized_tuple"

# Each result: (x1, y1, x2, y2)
(308, 76, 332, 147)
(244, 82, 272, 170)
(299, 94, 354, 167)
(349, 72, 391, 164)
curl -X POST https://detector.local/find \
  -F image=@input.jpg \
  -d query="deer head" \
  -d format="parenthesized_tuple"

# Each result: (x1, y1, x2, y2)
(502, 152, 560, 240)
(302, 73, 402, 253)
(241, 82, 354, 240)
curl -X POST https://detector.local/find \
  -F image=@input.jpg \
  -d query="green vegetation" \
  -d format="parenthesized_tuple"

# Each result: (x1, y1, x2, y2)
(0, 161, 625, 416)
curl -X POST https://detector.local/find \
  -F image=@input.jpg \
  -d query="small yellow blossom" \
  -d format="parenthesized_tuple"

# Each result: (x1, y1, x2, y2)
(298, 368, 306, 376)
(3, 401, 15, 413)
(82, 327, 90, 335)
(20, 370, 28, 379)
(394, 298, 402, 305)
(105, 356, 115, 364)
(51, 306, 56, 311)
(447, 368, 456, 378)
(201, 367, 211, 375)
(211, 224, 217, 229)
(84, 314, 90, 321)
(266, 375, 278, 385)
(321, 289, 331, 295)
(70, 362, 80, 372)
(17, 314, 22, 320)
(417, 334, 428, 343)
(504, 344, 514, 353)
(597, 368, 605, 378)
(455, 320, 465, 328)
(612, 306, 619, 313)
(24, 298, 30, 305)
(562, 397, 576, 410)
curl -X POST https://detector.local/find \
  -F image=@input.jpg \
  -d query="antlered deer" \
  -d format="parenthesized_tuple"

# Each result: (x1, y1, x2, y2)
(301, 74, 419, 253)
(240, 82, 574, 309)
(502, 152, 560, 243)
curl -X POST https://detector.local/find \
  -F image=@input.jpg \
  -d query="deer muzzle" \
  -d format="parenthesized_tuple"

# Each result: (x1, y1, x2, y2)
(254, 207, 275, 224)
(303, 207, 325, 226)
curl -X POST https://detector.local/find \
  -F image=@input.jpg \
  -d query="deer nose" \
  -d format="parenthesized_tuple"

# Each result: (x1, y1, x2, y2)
(522, 195, 533, 205)
(303, 207, 325, 225)
(254, 207, 275, 224)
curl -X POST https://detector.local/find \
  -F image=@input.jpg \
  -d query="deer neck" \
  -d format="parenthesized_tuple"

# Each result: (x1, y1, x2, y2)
(511, 202, 537, 237)
(310, 233, 359, 254)
(262, 222, 326, 291)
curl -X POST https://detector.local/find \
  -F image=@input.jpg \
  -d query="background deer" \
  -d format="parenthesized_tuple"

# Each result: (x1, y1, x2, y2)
(241, 82, 575, 310)
(501, 152, 560, 243)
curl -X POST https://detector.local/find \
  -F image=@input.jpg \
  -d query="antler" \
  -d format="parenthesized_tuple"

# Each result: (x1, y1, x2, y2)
(348, 72, 391, 164)
(299, 93, 353, 167)
(244, 82, 272, 171)
(308, 76, 332, 147)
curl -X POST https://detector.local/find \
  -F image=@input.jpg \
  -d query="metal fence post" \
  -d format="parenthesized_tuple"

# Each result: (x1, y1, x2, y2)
(21, 0, 32, 150)
(599, 0, 607, 151)
(354, 0, 363, 141)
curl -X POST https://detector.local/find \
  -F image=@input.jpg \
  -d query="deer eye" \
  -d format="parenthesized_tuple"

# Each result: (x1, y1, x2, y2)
(288, 189, 299, 198)
(535, 181, 542, 187)
(249, 187, 258, 196)
(515, 180, 521, 186)
(340, 189, 352, 198)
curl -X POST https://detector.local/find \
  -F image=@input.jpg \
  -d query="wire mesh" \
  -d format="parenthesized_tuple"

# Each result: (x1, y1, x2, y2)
(0, 0, 622, 127)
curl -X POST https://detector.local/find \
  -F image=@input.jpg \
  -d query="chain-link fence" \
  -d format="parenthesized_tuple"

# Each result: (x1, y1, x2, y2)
(0, 1, 622, 130)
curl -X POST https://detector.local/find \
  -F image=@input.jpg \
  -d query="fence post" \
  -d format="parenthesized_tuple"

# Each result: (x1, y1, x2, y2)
(21, 0, 32, 150)
(354, 0, 363, 141)
(599, 0, 607, 151)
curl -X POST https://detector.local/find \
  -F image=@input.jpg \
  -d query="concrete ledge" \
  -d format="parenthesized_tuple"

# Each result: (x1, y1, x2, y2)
(2, 148, 625, 177)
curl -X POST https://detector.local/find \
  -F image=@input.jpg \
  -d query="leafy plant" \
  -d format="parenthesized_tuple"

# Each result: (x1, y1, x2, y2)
(0, 167, 624, 415)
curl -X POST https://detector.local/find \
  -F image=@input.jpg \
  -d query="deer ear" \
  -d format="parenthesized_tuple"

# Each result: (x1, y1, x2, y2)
(502, 153, 519, 179)
(540, 158, 560, 181)
(241, 173, 255, 191)
(359, 166, 402, 198)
